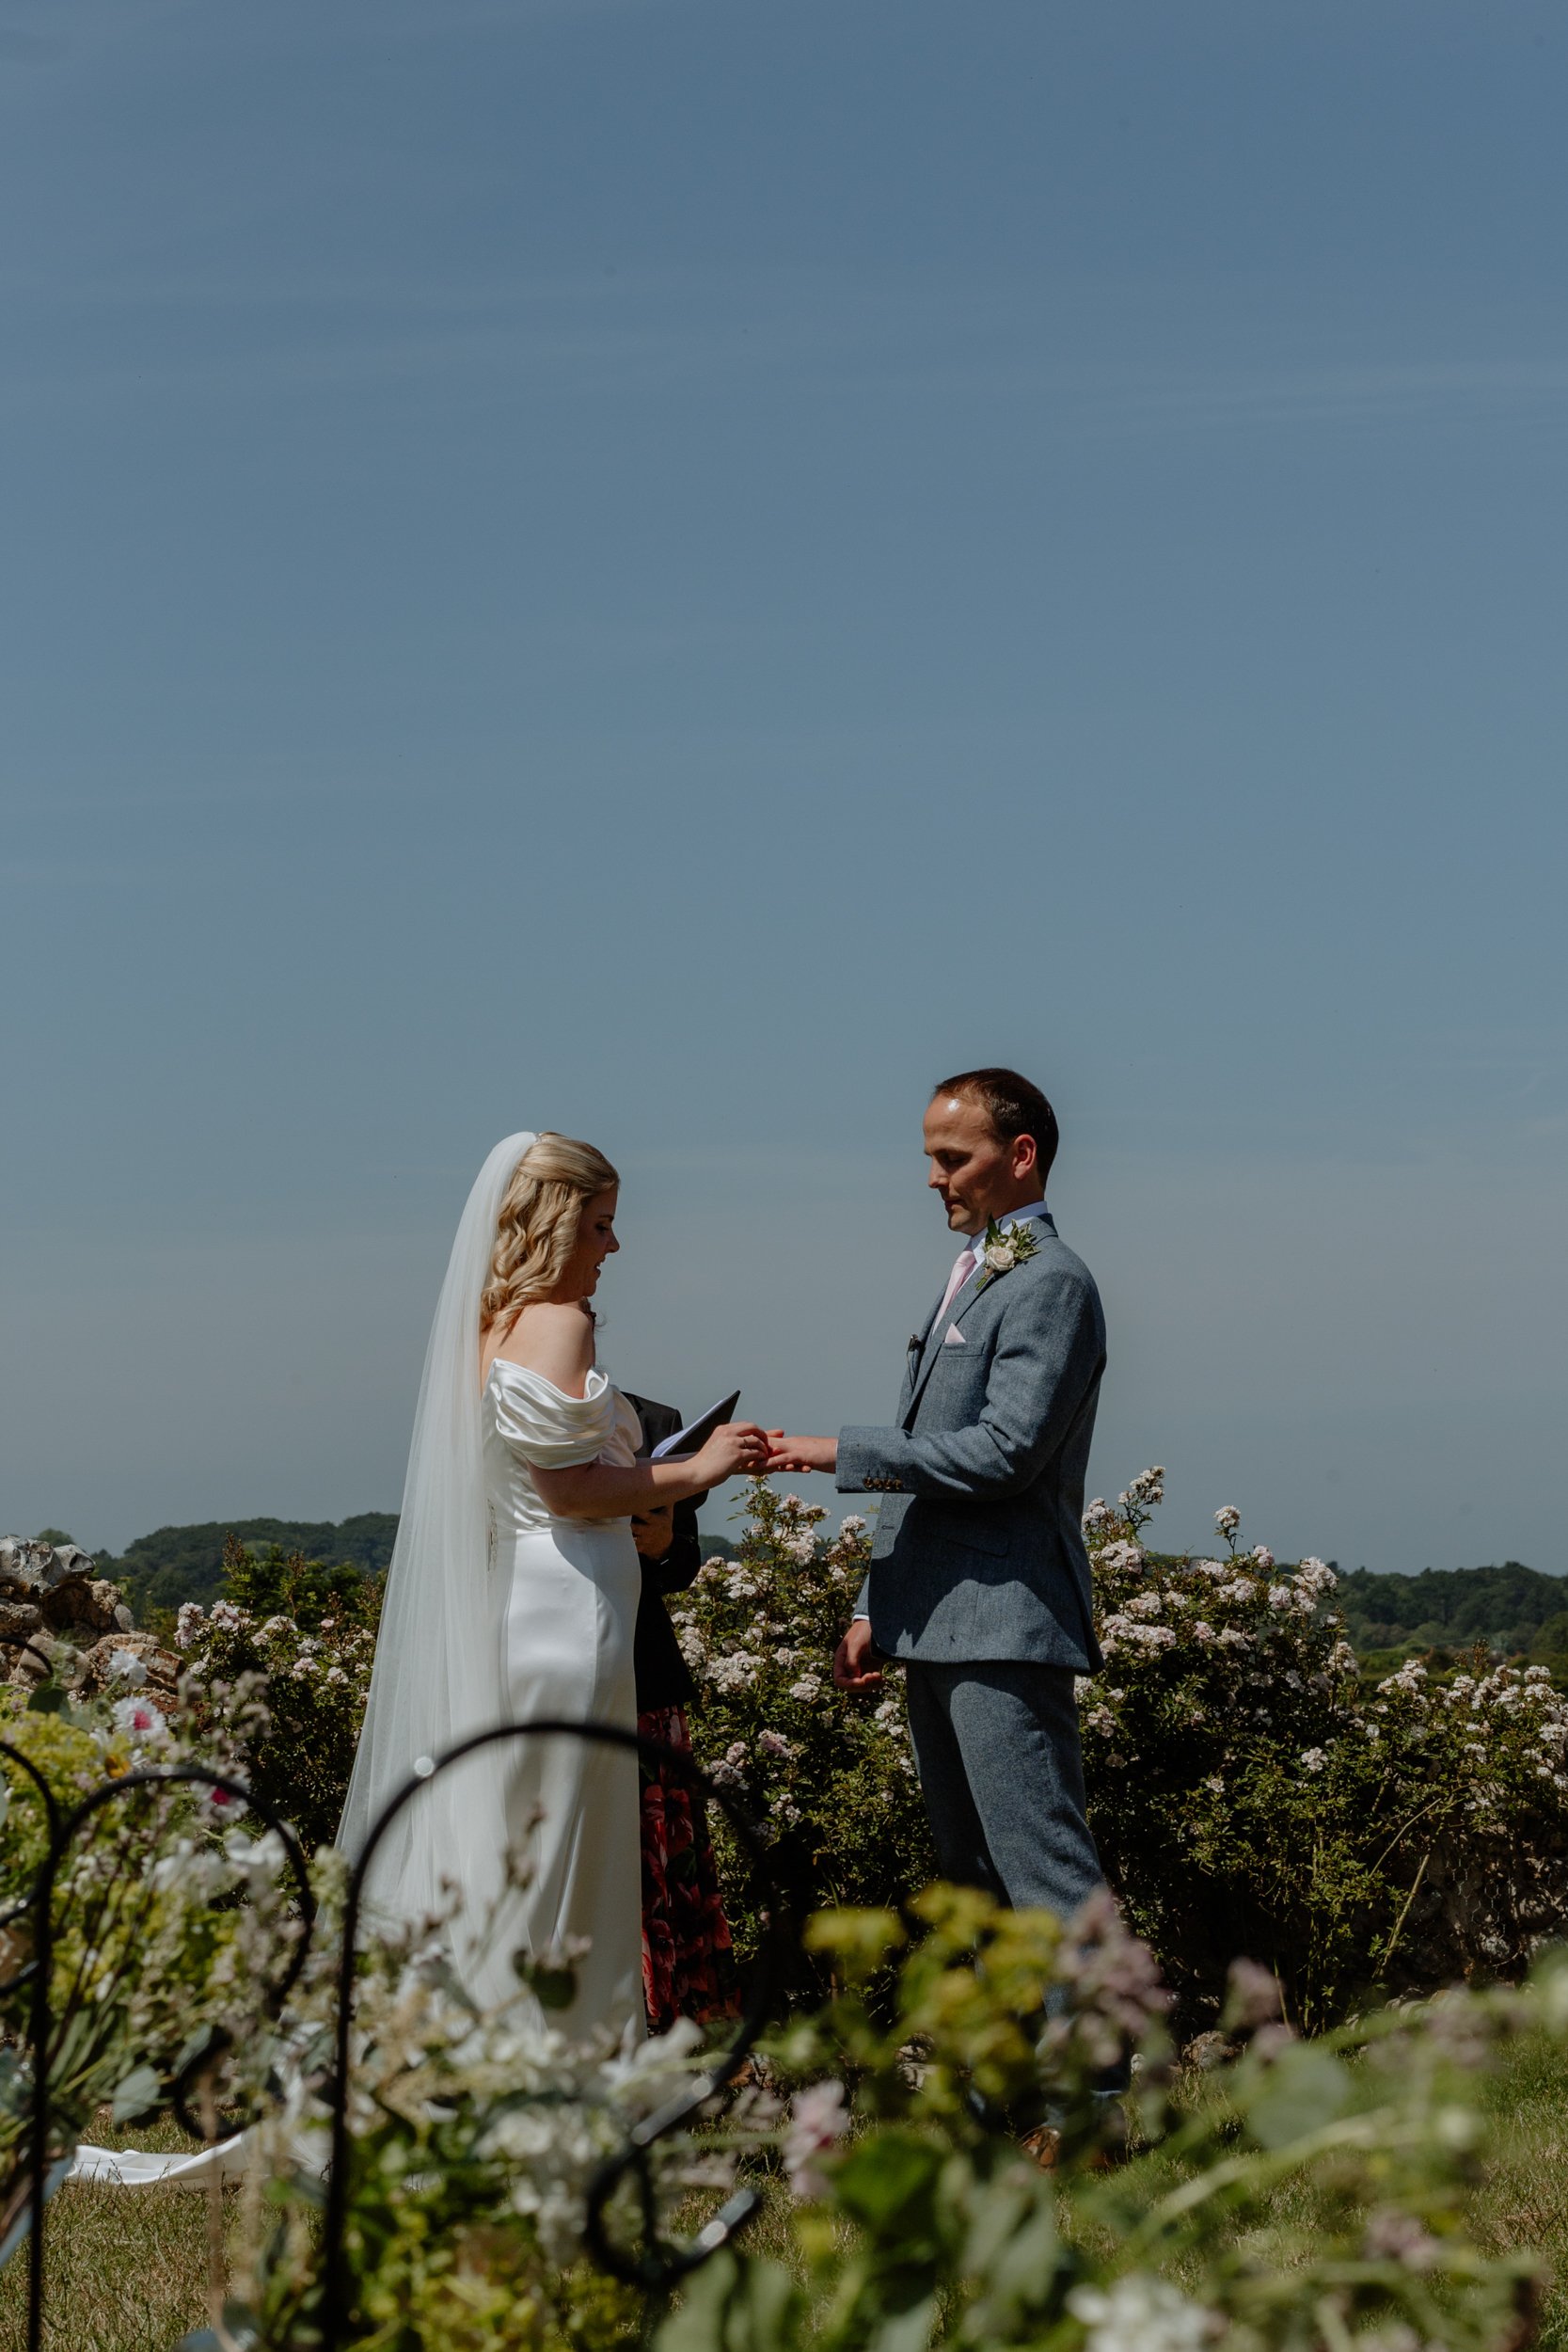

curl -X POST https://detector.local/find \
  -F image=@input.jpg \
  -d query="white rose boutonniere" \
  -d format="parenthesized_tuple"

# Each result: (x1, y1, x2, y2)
(979, 1216, 1042, 1279)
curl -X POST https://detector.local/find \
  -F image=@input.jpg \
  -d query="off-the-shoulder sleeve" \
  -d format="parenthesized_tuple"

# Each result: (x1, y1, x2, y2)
(486, 1362, 619, 1469)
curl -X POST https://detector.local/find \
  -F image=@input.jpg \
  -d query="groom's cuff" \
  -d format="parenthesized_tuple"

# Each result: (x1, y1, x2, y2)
(835, 1427, 905, 1495)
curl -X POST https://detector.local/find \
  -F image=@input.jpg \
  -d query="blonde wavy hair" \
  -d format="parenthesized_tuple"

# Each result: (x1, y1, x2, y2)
(479, 1132, 621, 1336)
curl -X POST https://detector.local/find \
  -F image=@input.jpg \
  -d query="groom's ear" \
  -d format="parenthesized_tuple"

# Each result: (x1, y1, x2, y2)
(1010, 1131, 1040, 1182)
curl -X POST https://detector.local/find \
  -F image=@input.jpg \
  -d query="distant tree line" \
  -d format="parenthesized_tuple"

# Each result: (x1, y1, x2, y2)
(96, 1514, 400, 1623)
(1338, 1561, 1568, 1665)
(92, 1511, 736, 1628)
(75, 1517, 1565, 1662)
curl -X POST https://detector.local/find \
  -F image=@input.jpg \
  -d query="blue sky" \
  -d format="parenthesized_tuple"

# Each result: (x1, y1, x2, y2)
(3, 0, 1564, 1573)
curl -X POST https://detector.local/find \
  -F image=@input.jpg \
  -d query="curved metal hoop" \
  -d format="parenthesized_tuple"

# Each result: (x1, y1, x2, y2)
(319, 1717, 793, 2346)
(8, 1763, 315, 2352)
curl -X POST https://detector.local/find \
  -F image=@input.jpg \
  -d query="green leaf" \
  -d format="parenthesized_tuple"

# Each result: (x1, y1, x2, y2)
(654, 2249, 803, 2352)
(25, 1687, 65, 1716)
(866, 2295, 937, 2352)
(1243, 2044, 1352, 2149)
(832, 2130, 943, 2229)
(515, 1956, 578, 2010)
(111, 2063, 162, 2124)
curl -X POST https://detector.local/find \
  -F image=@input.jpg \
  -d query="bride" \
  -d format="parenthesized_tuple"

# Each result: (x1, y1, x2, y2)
(70, 1131, 766, 2185)
(339, 1129, 768, 2030)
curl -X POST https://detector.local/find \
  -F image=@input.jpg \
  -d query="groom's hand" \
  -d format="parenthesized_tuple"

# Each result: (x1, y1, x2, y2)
(832, 1616, 883, 1694)
(764, 1434, 838, 1474)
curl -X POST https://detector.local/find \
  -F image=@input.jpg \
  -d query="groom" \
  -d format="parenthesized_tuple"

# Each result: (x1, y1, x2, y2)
(767, 1066, 1110, 1935)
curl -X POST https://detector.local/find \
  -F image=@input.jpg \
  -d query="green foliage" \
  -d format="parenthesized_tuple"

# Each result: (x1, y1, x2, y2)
(220, 1534, 384, 1636)
(1339, 1560, 1566, 1661)
(0, 1701, 114, 1906)
(673, 1483, 935, 1994)
(99, 1512, 397, 1623)
(175, 1549, 379, 1856)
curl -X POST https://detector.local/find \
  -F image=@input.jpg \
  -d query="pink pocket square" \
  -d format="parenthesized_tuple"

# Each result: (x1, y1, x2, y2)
(942, 1324, 966, 1344)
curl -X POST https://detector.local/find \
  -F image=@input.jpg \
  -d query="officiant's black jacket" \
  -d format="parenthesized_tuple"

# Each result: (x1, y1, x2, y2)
(622, 1391, 706, 1712)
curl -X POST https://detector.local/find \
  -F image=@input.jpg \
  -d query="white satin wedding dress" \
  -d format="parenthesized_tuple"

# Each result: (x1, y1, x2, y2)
(70, 1133, 647, 2188)
(482, 1356, 644, 2032)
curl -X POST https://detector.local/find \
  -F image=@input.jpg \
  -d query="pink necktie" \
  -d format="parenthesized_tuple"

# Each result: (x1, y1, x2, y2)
(936, 1241, 979, 1323)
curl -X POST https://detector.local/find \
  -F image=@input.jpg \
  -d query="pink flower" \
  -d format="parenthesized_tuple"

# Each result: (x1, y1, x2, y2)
(111, 1695, 166, 1740)
(784, 2079, 848, 2199)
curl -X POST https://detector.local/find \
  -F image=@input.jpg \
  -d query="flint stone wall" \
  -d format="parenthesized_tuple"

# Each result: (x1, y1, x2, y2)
(0, 1534, 156, 1688)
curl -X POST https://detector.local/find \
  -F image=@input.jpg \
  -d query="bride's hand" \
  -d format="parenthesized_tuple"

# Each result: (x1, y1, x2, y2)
(691, 1422, 771, 1485)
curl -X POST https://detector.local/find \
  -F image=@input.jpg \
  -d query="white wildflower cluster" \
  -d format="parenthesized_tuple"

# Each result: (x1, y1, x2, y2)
(707, 1652, 761, 1694)
(309, 1947, 725, 2272)
(1118, 1466, 1166, 1516)
(1069, 2276, 1218, 2352)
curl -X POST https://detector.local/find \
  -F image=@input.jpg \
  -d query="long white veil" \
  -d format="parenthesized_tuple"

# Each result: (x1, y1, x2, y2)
(339, 1131, 537, 1971)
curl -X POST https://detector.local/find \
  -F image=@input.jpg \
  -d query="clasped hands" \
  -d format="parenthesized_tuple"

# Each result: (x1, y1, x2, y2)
(701, 1426, 879, 1695)
(701, 1430, 839, 1479)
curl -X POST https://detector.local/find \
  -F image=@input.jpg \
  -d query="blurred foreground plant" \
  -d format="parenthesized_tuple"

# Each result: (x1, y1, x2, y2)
(660, 1887, 1548, 2352)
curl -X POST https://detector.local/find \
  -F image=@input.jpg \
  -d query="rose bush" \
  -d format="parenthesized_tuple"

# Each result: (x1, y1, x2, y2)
(134, 1476, 1568, 2032)
(1078, 1471, 1568, 2029)
(671, 1485, 934, 1992)
(173, 1536, 381, 1854)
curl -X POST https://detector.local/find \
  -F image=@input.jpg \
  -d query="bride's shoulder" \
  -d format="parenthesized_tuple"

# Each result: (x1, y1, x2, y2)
(488, 1301, 595, 1396)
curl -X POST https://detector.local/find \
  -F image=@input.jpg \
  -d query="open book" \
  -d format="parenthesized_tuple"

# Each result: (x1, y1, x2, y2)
(649, 1391, 741, 1461)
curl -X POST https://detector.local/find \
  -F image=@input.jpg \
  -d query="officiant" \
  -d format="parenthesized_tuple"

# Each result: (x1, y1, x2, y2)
(624, 1390, 741, 2037)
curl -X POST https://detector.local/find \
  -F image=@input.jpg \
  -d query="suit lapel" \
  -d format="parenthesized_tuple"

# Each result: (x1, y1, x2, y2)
(901, 1285, 949, 1411)
(905, 1262, 985, 1420)
(902, 1214, 1058, 1420)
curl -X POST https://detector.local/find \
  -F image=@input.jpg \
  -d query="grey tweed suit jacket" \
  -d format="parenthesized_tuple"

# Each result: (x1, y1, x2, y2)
(837, 1214, 1105, 1674)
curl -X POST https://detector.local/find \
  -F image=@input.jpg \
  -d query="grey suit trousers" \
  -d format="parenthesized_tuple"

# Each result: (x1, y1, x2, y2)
(903, 1659, 1104, 1925)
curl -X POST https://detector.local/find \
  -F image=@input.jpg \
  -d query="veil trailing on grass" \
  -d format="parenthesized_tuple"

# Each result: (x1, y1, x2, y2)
(339, 1129, 538, 1983)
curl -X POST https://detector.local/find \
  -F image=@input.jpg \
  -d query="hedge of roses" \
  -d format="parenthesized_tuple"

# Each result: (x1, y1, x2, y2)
(669, 1484, 933, 1992)
(1078, 1471, 1568, 2030)
(174, 1535, 381, 1855)
(161, 1472, 1568, 2033)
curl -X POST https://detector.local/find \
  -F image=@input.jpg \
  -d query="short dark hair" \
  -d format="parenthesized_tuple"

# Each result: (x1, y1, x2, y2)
(932, 1066, 1059, 1184)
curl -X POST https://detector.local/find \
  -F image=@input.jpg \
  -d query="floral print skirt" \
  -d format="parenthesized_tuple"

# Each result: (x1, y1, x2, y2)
(639, 1705, 743, 2037)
